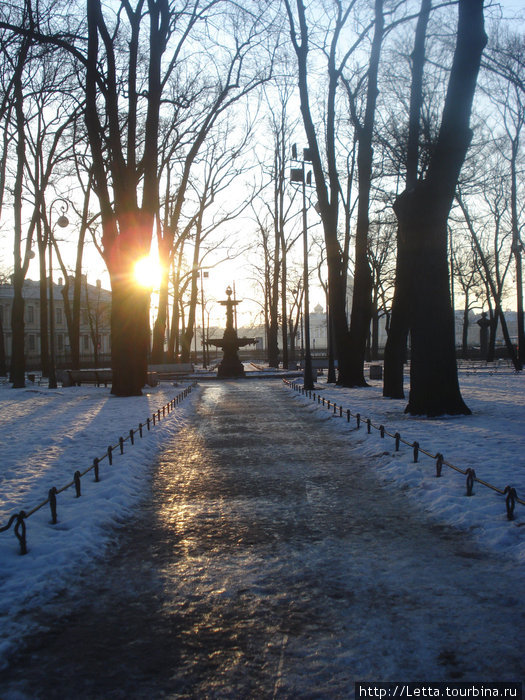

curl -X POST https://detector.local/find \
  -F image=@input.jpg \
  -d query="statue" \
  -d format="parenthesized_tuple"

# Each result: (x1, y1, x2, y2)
(207, 286, 257, 378)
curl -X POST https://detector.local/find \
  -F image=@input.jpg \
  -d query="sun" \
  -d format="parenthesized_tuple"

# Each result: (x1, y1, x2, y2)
(133, 254, 162, 289)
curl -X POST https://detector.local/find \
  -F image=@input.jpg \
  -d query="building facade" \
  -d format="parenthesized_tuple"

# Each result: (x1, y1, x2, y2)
(0, 276, 112, 371)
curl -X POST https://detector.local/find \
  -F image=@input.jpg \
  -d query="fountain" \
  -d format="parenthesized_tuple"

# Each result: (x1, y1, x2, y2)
(207, 286, 257, 378)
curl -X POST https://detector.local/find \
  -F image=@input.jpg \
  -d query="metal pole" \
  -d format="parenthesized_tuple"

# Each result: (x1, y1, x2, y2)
(48, 238, 57, 389)
(201, 269, 207, 369)
(302, 165, 314, 390)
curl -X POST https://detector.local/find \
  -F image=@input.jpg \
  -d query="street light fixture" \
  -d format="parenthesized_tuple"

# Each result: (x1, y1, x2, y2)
(48, 198, 70, 388)
(200, 269, 208, 369)
(290, 144, 314, 390)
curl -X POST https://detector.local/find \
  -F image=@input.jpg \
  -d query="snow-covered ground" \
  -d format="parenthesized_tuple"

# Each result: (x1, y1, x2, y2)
(0, 379, 199, 666)
(0, 366, 524, 670)
(284, 364, 525, 565)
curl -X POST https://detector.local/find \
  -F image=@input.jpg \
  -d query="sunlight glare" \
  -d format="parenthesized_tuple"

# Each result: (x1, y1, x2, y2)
(134, 254, 162, 290)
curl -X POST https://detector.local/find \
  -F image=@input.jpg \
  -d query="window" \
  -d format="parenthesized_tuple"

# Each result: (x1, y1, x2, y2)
(27, 305, 34, 324)
(83, 334, 90, 351)
(56, 307, 62, 325)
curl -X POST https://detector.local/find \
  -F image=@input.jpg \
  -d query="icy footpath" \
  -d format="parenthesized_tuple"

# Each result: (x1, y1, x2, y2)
(284, 368, 525, 566)
(0, 381, 198, 666)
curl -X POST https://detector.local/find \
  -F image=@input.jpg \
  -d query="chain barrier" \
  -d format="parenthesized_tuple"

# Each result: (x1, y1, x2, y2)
(283, 379, 523, 522)
(1, 383, 196, 555)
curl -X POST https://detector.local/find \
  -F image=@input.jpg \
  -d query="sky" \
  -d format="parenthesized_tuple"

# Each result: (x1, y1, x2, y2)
(10, 0, 525, 331)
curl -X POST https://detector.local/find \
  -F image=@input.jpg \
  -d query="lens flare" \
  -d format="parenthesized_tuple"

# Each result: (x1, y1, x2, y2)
(134, 254, 161, 289)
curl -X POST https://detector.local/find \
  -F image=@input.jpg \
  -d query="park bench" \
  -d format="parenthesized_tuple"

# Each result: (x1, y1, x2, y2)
(58, 369, 158, 387)
(147, 363, 194, 379)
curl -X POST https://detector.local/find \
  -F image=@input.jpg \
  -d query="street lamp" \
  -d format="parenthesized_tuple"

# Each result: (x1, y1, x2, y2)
(47, 198, 69, 388)
(291, 144, 314, 390)
(200, 269, 208, 369)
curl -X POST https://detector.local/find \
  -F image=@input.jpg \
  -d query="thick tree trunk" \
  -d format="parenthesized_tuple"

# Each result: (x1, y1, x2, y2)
(110, 275, 150, 396)
(10, 276, 25, 388)
(0, 316, 6, 376)
(403, 0, 486, 416)
(402, 187, 470, 415)
(383, 0, 431, 399)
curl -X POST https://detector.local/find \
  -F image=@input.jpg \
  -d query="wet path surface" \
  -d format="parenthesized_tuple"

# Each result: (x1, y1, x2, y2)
(1, 381, 524, 698)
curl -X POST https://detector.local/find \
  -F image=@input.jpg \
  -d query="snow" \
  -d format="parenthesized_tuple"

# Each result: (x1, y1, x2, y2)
(284, 363, 525, 565)
(0, 366, 524, 672)
(0, 380, 198, 666)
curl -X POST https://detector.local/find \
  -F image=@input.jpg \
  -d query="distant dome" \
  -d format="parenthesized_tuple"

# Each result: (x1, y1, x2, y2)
(313, 303, 324, 314)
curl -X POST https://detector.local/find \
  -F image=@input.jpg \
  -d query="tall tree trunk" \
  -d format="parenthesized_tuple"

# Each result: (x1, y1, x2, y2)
(10, 38, 30, 389)
(151, 258, 170, 364)
(403, 0, 486, 416)
(109, 272, 150, 396)
(0, 315, 6, 376)
(345, 0, 384, 386)
(383, 0, 431, 399)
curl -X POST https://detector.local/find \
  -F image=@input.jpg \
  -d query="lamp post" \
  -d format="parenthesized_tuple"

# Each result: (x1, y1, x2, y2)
(200, 269, 208, 369)
(291, 145, 314, 390)
(47, 198, 69, 388)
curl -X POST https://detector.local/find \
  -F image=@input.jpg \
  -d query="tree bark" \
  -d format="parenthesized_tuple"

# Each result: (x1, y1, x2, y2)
(383, 0, 431, 399)
(403, 0, 486, 416)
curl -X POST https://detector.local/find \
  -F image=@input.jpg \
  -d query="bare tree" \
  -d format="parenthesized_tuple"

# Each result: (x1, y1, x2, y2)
(395, 0, 486, 415)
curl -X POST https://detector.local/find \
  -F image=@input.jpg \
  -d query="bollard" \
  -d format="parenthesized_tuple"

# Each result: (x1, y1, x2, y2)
(152, 414, 156, 426)
(380, 425, 385, 438)
(466, 468, 476, 496)
(339, 406, 343, 417)
(158, 409, 161, 421)
(139, 422, 143, 438)
(119, 437, 124, 454)
(367, 418, 371, 434)
(93, 457, 100, 482)
(504, 486, 517, 521)
(129, 429, 134, 445)
(48, 487, 58, 524)
(74, 470, 81, 497)
(163, 406, 166, 417)
(333, 403, 337, 415)
(356, 413, 361, 429)
(107, 445, 113, 465)
(395, 432, 400, 451)
(347, 409, 350, 423)
(15, 512, 27, 555)
(413, 441, 419, 463)
(147, 417, 151, 431)
(436, 453, 443, 478)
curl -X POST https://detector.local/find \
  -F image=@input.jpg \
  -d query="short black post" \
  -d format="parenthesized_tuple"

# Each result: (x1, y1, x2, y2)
(119, 437, 124, 454)
(504, 486, 517, 521)
(139, 423, 143, 438)
(436, 453, 443, 478)
(367, 418, 371, 434)
(395, 433, 400, 451)
(107, 445, 113, 465)
(129, 429, 135, 445)
(93, 457, 100, 482)
(74, 470, 81, 497)
(49, 487, 58, 524)
(15, 512, 27, 555)
(466, 468, 476, 496)
(413, 441, 419, 463)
